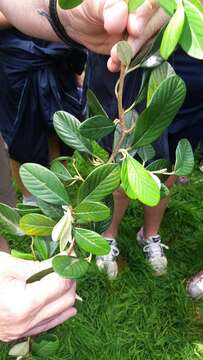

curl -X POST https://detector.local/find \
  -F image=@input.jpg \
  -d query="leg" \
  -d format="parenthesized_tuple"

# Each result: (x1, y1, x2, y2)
(0, 137, 16, 207)
(137, 175, 177, 275)
(0, 135, 16, 252)
(10, 159, 31, 197)
(143, 175, 177, 238)
(103, 187, 130, 239)
(96, 188, 130, 279)
(48, 134, 61, 162)
(0, 236, 10, 252)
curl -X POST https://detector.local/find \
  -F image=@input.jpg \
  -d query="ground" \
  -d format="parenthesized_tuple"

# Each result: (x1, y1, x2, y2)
(1, 160, 203, 359)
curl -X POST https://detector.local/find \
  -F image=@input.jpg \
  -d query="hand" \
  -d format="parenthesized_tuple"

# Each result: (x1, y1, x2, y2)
(0, 11, 10, 29)
(0, 0, 169, 71)
(108, 0, 169, 71)
(60, 0, 129, 55)
(62, 0, 168, 70)
(0, 252, 76, 342)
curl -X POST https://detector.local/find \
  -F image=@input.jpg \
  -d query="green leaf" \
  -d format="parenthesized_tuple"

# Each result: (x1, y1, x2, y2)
(74, 227, 110, 255)
(20, 214, 56, 236)
(146, 158, 171, 182)
(33, 236, 50, 260)
(16, 203, 41, 216)
(32, 334, 59, 357)
(128, 0, 144, 12)
(160, 183, 170, 199)
(94, 195, 114, 235)
(59, 0, 84, 9)
(175, 139, 194, 176)
(129, 26, 165, 70)
(121, 156, 160, 206)
(11, 250, 35, 261)
(160, 0, 185, 60)
(9, 341, 30, 357)
(146, 159, 171, 172)
(79, 115, 115, 140)
(132, 75, 186, 149)
(147, 62, 175, 105)
(180, 0, 203, 59)
(87, 89, 108, 117)
(78, 164, 120, 204)
(52, 255, 89, 279)
(75, 201, 110, 222)
(36, 198, 64, 220)
(117, 41, 133, 66)
(158, 0, 176, 15)
(54, 111, 92, 154)
(137, 144, 155, 163)
(26, 267, 53, 284)
(20, 163, 69, 205)
(0, 203, 24, 236)
(50, 160, 73, 182)
(91, 141, 109, 162)
(125, 71, 150, 115)
(160, 0, 203, 60)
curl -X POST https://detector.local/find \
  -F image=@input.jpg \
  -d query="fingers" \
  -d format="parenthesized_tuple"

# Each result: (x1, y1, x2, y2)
(127, 0, 159, 37)
(26, 272, 75, 307)
(103, 0, 128, 35)
(24, 307, 77, 337)
(29, 281, 76, 326)
(107, 6, 168, 72)
(129, 8, 169, 54)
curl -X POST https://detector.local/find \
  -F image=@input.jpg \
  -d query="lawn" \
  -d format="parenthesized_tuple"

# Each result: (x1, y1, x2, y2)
(1, 161, 203, 359)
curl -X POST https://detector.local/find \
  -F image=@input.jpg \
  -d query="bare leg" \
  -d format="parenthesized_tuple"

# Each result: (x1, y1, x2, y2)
(11, 159, 31, 197)
(103, 187, 130, 239)
(0, 236, 10, 252)
(11, 134, 62, 197)
(0, 135, 16, 252)
(48, 134, 61, 162)
(143, 175, 177, 238)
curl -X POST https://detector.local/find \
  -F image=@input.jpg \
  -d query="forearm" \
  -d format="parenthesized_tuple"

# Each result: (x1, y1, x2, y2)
(0, 11, 11, 29)
(0, 0, 62, 41)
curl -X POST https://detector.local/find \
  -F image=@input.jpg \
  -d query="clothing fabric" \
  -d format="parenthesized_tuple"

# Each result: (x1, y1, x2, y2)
(87, 49, 203, 162)
(0, 28, 86, 165)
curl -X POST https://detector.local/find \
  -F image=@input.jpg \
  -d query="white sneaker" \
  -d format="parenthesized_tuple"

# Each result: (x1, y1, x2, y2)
(96, 238, 119, 280)
(187, 271, 203, 300)
(137, 228, 168, 276)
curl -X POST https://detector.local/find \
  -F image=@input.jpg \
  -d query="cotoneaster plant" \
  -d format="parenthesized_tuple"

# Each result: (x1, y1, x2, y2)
(1, 0, 203, 358)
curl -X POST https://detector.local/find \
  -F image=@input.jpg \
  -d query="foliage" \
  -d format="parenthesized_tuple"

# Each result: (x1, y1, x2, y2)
(4, 0, 203, 357)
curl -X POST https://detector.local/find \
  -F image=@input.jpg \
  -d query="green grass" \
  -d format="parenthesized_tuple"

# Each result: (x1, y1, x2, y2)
(2, 165, 203, 359)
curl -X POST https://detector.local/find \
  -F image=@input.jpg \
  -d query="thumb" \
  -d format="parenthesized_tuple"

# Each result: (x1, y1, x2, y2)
(103, 0, 128, 35)
(0, 252, 54, 280)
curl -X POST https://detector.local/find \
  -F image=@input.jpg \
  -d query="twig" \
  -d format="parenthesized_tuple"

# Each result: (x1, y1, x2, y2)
(108, 64, 127, 163)
(67, 239, 75, 256)
(72, 159, 84, 182)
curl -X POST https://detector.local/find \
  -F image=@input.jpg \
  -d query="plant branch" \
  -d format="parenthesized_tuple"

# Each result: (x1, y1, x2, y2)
(67, 239, 75, 256)
(108, 64, 128, 163)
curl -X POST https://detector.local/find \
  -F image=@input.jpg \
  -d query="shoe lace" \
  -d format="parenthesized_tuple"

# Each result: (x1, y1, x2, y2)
(143, 236, 168, 259)
(190, 272, 203, 289)
(108, 240, 119, 260)
(98, 239, 119, 261)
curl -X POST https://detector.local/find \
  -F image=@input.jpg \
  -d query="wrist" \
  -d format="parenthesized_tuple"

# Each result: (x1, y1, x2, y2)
(56, 3, 76, 42)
